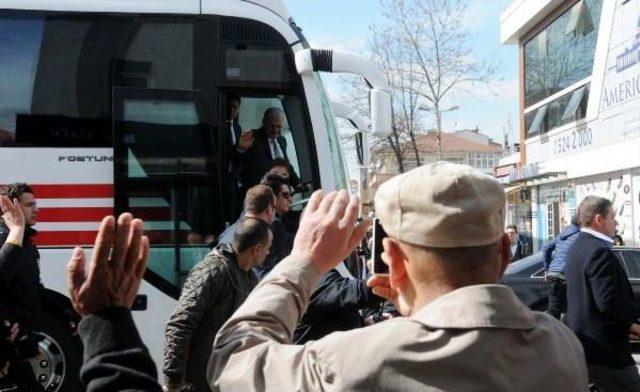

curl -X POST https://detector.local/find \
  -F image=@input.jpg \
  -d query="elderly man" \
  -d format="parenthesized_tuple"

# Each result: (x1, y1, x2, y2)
(208, 162, 588, 391)
(242, 107, 300, 189)
(565, 196, 640, 390)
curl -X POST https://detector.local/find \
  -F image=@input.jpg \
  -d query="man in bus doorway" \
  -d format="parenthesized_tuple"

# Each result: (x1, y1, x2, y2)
(243, 107, 300, 189)
(163, 218, 272, 392)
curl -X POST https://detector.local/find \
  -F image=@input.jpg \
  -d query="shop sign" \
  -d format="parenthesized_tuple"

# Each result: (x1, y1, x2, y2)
(509, 163, 540, 182)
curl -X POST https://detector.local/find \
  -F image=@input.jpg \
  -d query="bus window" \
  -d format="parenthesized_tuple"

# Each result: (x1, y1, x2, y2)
(0, 12, 133, 147)
(114, 88, 221, 291)
(118, 22, 194, 90)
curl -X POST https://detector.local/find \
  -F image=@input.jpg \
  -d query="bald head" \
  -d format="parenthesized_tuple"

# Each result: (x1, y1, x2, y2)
(262, 107, 285, 139)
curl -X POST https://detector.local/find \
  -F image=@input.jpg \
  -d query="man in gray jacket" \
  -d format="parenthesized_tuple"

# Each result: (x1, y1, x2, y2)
(209, 162, 588, 391)
(163, 218, 272, 391)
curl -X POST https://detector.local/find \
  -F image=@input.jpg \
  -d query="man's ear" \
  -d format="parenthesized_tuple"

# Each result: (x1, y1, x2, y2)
(498, 234, 511, 277)
(384, 238, 408, 290)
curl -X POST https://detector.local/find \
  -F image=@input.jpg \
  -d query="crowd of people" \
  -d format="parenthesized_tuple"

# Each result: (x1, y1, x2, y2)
(2, 159, 640, 391)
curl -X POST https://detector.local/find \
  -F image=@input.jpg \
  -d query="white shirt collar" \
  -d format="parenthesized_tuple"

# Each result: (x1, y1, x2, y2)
(581, 228, 614, 244)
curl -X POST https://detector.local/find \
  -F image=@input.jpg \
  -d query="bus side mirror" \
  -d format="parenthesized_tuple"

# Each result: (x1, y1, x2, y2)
(370, 89, 391, 138)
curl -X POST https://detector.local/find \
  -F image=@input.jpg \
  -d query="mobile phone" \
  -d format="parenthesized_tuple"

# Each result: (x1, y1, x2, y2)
(371, 218, 389, 276)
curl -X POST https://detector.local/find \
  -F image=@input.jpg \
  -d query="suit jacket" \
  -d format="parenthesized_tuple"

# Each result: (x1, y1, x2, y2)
(242, 127, 300, 189)
(209, 255, 588, 391)
(565, 231, 640, 368)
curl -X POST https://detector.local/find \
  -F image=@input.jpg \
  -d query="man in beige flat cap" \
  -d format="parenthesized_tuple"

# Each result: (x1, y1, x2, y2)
(209, 162, 588, 391)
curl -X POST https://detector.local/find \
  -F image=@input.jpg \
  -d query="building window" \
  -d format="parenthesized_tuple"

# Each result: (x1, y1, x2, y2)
(525, 83, 590, 137)
(524, 0, 602, 108)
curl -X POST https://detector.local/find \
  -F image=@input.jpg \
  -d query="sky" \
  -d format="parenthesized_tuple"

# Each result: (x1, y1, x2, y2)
(284, 0, 519, 176)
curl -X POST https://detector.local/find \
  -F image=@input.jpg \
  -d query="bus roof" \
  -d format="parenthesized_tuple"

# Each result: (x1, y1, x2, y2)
(1, 0, 292, 22)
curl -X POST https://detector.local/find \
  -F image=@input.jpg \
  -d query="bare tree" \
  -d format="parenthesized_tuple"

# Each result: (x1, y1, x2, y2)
(380, 0, 496, 159)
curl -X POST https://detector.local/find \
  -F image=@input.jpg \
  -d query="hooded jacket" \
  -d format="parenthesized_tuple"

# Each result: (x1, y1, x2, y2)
(542, 223, 580, 274)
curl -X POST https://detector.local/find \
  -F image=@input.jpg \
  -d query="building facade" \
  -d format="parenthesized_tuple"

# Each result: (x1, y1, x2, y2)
(501, 0, 640, 250)
(372, 128, 503, 177)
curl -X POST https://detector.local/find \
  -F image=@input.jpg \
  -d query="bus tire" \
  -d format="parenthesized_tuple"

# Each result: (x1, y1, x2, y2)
(31, 315, 84, 392)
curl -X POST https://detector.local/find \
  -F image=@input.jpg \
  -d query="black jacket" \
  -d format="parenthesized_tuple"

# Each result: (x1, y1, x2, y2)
(293, 269, 382, 344)
(565, 231, 640, 368)
(510, 239, 524, 262)
(79, 307, 161, 391)
(0, 223, 43, 328)
(163, 244, 257, 389)
(242, 127, 300, 189)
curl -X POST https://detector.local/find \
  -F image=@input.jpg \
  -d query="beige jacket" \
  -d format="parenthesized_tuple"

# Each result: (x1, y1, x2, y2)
(209, 255, 588, 391)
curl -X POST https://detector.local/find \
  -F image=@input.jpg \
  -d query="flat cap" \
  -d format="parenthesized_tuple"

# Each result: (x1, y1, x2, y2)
(374, 162, 505, 248)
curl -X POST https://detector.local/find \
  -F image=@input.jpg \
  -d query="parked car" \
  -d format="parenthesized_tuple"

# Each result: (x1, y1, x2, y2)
(501, 247, 640, 311)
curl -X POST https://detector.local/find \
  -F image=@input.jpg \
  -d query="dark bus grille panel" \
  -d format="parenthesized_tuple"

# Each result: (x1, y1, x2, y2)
(221, 19, 282, 44)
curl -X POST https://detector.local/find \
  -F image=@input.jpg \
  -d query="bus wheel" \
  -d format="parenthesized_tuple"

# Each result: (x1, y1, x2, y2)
(30, 317, 83, 392)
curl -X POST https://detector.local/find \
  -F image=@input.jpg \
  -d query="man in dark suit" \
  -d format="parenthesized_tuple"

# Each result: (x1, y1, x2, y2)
(505, 224, 524, 262)
(222, 94, 253, 222)
(565, 196, 640, 391)
(242, 107, 299, 189)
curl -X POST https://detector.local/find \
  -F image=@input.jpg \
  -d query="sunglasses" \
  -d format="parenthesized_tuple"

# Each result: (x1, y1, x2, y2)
(279, 191, 292, 199)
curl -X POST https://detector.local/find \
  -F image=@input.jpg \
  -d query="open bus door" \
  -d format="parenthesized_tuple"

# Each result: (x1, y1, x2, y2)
(112, 87, 223, 297)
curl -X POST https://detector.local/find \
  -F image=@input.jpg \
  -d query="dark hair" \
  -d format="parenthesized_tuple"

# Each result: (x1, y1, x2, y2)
(232, 218, 271, 253)
(0, 183, 34, 200)
(579, 196, 612, 226)
(260, 173, 289, 196)
(227, 93, 241, 104)
(505, 224, 518, 232)
(267, 158, 290, 172)
(244, 185, 275, 214)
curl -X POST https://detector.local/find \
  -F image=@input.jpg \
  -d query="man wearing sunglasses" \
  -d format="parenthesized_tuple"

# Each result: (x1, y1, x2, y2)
(256, 174, 295, 279)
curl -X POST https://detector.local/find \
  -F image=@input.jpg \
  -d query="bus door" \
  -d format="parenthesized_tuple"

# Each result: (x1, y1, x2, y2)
(113, 88, 222, 297)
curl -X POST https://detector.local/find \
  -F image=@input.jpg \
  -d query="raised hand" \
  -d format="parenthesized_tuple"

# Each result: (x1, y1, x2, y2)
(0, 196, 25, 232)
(67, 213, 149, 316)
(237, 129, 254, 151)
(292, 190, 370, 274)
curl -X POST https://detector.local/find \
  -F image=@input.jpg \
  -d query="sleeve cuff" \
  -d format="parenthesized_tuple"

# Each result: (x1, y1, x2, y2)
(78, 307, 144, 361)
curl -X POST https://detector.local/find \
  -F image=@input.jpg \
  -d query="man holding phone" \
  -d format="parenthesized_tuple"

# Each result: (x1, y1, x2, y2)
(209, 163, 588, 391)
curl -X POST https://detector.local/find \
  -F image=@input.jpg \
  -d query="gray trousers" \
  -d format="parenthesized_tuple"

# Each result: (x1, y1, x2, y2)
(588, 365, 640, 392)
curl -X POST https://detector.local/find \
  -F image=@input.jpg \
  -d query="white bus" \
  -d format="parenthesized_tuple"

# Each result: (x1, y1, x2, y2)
(0, 1, 390, 390)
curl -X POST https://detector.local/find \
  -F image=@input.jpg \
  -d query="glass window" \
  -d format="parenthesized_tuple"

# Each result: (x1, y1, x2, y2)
(121, 23, 193, 90)
(524, 0, 602, 107)
(225, 46, 293, 83)
(525, 84, 590, 137)
(0, 13, 134, 146)
(315, 73, 347, 190)
(622, 251, 640, 279)
(527, 105, 548, 136)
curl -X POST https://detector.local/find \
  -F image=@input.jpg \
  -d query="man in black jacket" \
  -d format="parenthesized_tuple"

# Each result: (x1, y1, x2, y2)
(0, 185, 46, 390)
(565, 196, 640, 390)
(505, 224, 524, 262)
(163, 218, 272, 391)
(0, 184, 42, 330)
(294, 268, 382, 343)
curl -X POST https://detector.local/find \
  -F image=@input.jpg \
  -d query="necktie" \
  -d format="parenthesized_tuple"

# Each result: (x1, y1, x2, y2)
(271, 139, 282, 159)
(228, 122, 236, 146)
